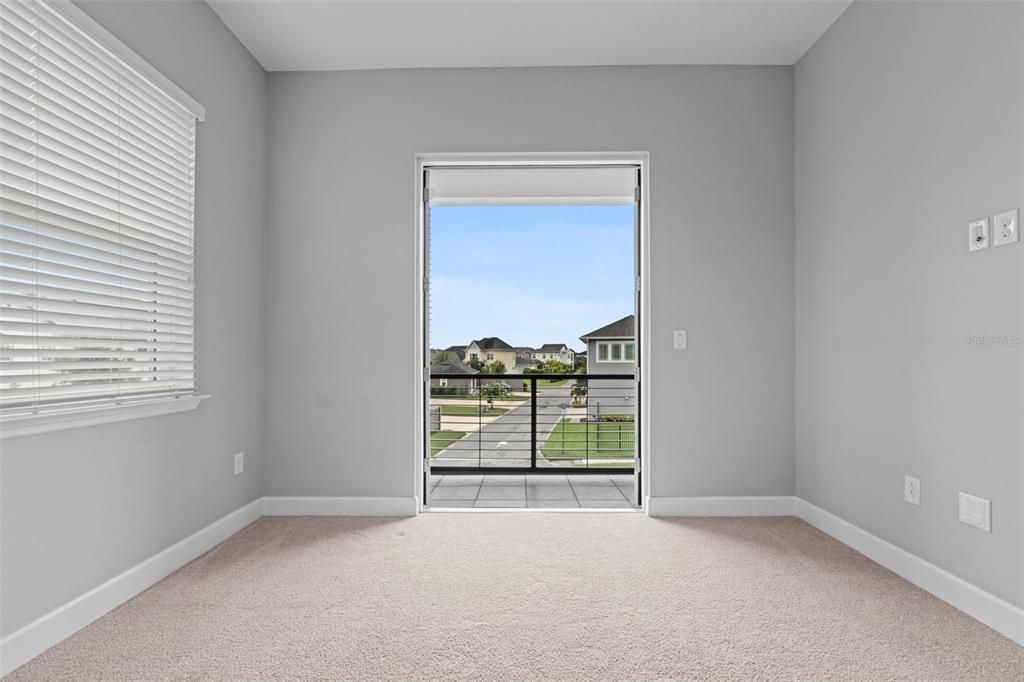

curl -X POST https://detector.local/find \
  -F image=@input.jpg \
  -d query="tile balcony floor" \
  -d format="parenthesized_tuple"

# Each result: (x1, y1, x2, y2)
(428, 474, 637, 509)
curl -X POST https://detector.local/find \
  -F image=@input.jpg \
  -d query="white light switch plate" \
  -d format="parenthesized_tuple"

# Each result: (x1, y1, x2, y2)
(904, 475, 920, 506)
(968, 219, 989, 251)
(233, 452, 244, 475)
(673, 330, 687, 350)
(993, 209, 1019, 247)
(958, 492, 990, 532)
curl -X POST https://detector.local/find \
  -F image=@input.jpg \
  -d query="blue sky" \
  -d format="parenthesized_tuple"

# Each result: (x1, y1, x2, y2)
(429, 204, 634, 351)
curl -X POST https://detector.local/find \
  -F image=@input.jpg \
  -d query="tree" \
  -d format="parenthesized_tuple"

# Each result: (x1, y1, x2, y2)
(430, 350, 448, 367)
(466, 356, 484, 371)
(483, 360, 506, 374)
(479, 381, 511, 408)
(573, 355, 587, 373)
(542, 359, 571, 374)
(571, 379, 588, 406)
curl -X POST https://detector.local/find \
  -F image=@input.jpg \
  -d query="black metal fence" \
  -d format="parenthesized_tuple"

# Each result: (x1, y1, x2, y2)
(427, 373, 636, 474)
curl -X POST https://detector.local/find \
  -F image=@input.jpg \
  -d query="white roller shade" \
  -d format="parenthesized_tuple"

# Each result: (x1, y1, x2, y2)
(0, 0, 199, 415)
(427, 166, 637, 206)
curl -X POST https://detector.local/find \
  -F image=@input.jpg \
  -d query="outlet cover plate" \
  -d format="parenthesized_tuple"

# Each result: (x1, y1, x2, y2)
(958, 492, 991, 532)
(673, 330, 687, 350)
(233, 452, 244, 475)
(968, 219, 989, 252)
(904, 475, 920, 506)
(993, 209, 1019, 247)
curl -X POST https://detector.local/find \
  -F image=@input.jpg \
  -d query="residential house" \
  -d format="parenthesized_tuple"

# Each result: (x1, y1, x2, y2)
(430, 360, 479, 393)
(463, 337, 516, 370)
(532, 343, 575, 366)
(436, 345, 466, 363)
(579, 314, 636, 417)
(513, 347, 540, 374)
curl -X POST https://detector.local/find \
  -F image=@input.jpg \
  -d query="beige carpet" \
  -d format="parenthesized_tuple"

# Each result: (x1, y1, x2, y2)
(8, 514, 1022, 681)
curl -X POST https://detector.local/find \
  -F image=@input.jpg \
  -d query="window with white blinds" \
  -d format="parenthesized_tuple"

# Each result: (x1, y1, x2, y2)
(1, 0, 200, 416)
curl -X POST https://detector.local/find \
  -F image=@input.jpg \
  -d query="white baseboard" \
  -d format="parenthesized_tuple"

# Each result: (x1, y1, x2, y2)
(795, 499, 1024, 646)
(647, 495, 797, 517)
(0, 497, 263, 677)
(262, 496, 418, 517)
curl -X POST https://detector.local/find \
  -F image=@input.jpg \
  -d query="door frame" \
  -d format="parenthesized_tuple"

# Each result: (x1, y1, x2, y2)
(413, 152, 652, 511)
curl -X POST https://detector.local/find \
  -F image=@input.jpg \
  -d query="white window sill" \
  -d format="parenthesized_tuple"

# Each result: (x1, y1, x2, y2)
(0, 395, 209, 440)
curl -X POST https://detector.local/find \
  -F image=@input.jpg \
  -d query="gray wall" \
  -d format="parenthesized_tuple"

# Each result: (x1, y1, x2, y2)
(795, 1, 1023, 607)
(265, 66, 795, 499)
(0, 0, 269, 636)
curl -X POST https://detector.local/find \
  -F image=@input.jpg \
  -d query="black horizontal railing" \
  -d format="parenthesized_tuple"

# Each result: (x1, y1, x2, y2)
(430, 373, 633, 380)
(427, 372, 636, 474)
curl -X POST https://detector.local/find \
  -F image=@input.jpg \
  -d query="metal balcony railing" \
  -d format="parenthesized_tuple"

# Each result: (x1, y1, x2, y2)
(427, 372, 636, 474)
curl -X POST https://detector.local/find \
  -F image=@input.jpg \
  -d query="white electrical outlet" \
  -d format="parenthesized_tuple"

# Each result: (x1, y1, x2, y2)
(958, 492, 991, 532)
(968, 218, 989, 252)
(903, 475, 920, 506)
(233, 452, 244, 475)
(992, 209, 1019, 247)
(673, 330, 687, 350)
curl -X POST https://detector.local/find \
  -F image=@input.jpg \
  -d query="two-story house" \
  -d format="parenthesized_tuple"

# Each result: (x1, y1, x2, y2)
(513, 347, 540, 373)
(579, 314, 635, 417)
(463, 337, 516, 369)
(532, 343, 576, 366)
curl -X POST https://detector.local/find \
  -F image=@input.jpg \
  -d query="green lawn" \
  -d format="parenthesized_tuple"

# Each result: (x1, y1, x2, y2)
(439, 405, 509, 416)
(516, 378, 566, 389)
(430, 430, 467, 456)
(541, 419, 635, 459)
(430, 393, 528, 401)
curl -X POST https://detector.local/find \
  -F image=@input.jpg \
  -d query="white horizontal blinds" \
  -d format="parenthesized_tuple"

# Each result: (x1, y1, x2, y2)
(0, 0, 198, 414)
(427, 166, 637, 206)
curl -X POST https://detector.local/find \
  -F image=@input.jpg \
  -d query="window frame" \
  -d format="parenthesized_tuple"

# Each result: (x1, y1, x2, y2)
(596, 341, 635, 363)
(0, 0, 206, 439)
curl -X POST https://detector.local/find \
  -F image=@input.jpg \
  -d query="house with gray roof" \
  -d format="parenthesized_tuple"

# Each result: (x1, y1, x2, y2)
(513, 348, 541, 373)
(532, 343, 575, 365)
(463, 337, 516, 370)
(430, 360, 479, 393)
(579, 314, 635, 417)
(442, 345, 466, 362)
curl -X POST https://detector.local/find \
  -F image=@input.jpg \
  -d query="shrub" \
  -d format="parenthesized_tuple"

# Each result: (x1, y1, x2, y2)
(480, 382, 511, 400)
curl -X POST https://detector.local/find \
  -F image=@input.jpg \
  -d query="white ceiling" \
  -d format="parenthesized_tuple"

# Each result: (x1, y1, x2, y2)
(207, 0, 854, 72)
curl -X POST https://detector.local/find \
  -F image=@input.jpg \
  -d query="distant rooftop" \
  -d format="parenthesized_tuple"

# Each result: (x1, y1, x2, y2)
(431, 361, 478, 375)
(469, 337, 515, 351)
